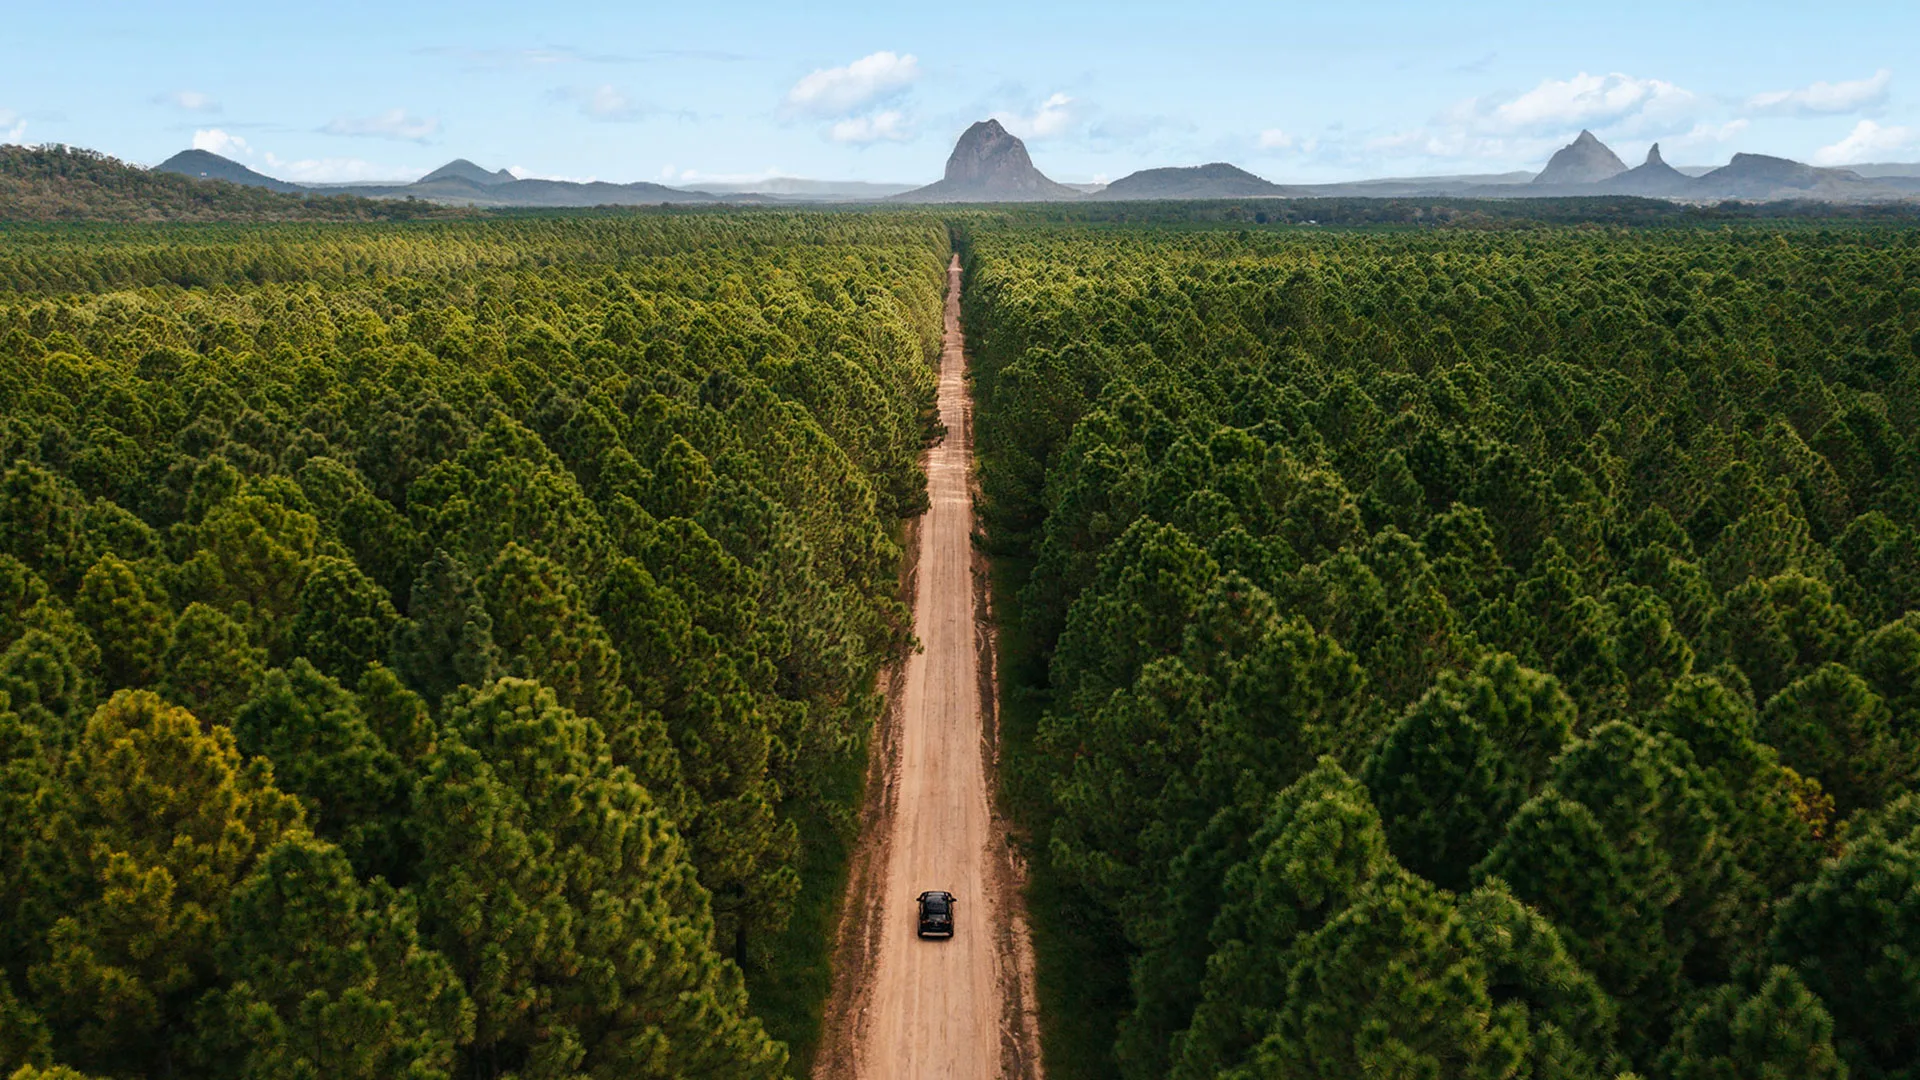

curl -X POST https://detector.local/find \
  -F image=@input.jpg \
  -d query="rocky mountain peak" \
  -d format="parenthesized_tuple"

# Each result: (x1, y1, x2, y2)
(895, 119, 1078, 202)
(943, 119, 1037, 185)
(1646, 143, 1666, 167)
(1533, 129, 1630, 186)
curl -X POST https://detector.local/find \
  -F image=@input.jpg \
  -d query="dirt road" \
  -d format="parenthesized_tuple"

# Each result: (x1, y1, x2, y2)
(814, 254, 1042, 1080)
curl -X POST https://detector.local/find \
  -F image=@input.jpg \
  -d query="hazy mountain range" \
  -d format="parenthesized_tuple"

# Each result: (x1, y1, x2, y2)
(154, 125, 1920, 207)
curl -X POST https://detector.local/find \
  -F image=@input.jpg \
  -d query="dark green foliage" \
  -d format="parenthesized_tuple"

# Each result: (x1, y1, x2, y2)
(1239, 875, 1531, 1080)
(1761, 663, 1904, 813)
(289, 556, 398, 682)
(159, 602, 265, 727)
(196, 836, 472, 1080)
(0, 973, 53, 1073)
(0, 465, 89, 591)
(1363, 654, 1574, 890)
(412, 677, 786, 1079)
(965, 217, 1920, 1077)
(1769, 825, 1920, 1080)
(229, 661, 409, 878)
(1652, 675, 1827, 896)
(1172, 760, 1393, 1078)
(388, 550, 500, 706)
(1660, 966, 1847, 1080)
(0, 212, 951, 1071)
(28, 691, 304, 1075)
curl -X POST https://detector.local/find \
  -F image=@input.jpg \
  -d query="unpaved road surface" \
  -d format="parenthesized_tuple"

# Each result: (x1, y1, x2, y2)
(814, 254, 1042, 1080)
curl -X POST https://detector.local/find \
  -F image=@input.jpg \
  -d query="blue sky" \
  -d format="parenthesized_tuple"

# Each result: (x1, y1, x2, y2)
(3, 0, 1917, 185)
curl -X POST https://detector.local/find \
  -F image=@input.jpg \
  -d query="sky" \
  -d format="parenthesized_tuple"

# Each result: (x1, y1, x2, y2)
(3, 0, 1918, 186)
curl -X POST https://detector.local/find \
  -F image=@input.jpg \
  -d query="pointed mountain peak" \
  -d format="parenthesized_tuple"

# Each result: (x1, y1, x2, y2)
(894, 118, 1079, 202)
(1533, 129, 1628, 185)
(1646, 143, 1665, 166)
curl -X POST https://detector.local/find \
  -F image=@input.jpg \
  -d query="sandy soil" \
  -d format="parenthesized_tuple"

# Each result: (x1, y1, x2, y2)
(813, 254, 1043, 1080)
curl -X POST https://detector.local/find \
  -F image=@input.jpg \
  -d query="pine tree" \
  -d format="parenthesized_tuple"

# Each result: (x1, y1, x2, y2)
(0, 972, 54, 1074)
(178, 493, 321, 659)
(0, 464, 90, 592)
(1241, 874, 1532, 1080)
(194, 836, 472, 1080)
(1458, 881, 1621, 1079)
(1760, 663, 1900, 813)
(230, 661, 409, 879)
(0, 624, 96, 743)
(1173, 760, 1392, 1080)
(72, 555, 168, 692)
(289, 555, 398, 682)
(410, 678, 786, 1079)
(1363, 653, 1575, 890)
(1652, 675, 1825, 895)
(159, 602, 265, 727)
(1769, 826, 1920, 1080)
(388, 550, 499, 705)
(0, 555, 51, 652)
(478, 543, 624, 724)
(1660, 967, 1846, 1080)
(27, 690, 303, 1075)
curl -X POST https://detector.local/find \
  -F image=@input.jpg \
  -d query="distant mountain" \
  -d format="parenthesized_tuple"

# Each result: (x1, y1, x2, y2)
(3, 144, 430, 222)
(343, 174, 724, 207)
(676, 177, 917, 199)
(418, 159, 515, 186)
(1602, 143, 1693, 197)
(1534, 130, 1628, 186)
(145, 148, 728, 208)
(1849, 163, 1920, 179)
(1094, 162, 1289, 200)
(155, 149, 304, 193)
(894, 119, 1079, 202)
(1693, 153, 1882, 201)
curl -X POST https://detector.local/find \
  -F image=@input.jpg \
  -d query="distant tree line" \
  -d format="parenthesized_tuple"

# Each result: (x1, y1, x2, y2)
(965, 219, 1920, 1080)
(0, 213, 949, 1078)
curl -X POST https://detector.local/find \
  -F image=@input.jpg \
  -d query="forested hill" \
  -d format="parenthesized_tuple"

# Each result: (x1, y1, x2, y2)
(0, 213, 948, 1078)
(965, 220, 1920, 1079)
(0, 145, 445, 222)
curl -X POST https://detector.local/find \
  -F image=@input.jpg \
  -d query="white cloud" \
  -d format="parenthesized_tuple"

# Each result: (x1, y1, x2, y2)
(192, 128, 251, 157)
(1, 109, 24, 144)
(555, 84, 646, 122)
(785, 51, 919, 117)
(830, 109, 911, 143)
(1813, 119, 1919, 166)
(322, 108, 440, 142)
(1258, 128, 1294, 150)
(261, 152, 423, 184)
(994, 93, 1075, 140)
(1359, 71, 1698, 167)
(1749, 70, 1891, 117)
(1467, 71, 1696, 135)
(164, 90, 220, 112)
(1661, 119, 1750, 154)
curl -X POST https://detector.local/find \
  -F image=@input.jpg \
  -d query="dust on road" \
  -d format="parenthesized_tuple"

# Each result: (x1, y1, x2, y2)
(813, 253, 1043, 1080)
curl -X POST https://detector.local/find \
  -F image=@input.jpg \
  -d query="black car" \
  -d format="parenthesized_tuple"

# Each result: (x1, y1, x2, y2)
(917, 890, 955, 938)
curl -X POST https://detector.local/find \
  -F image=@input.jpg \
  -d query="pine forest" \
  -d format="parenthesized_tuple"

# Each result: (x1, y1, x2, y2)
(1, 205, 1918, 1080)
